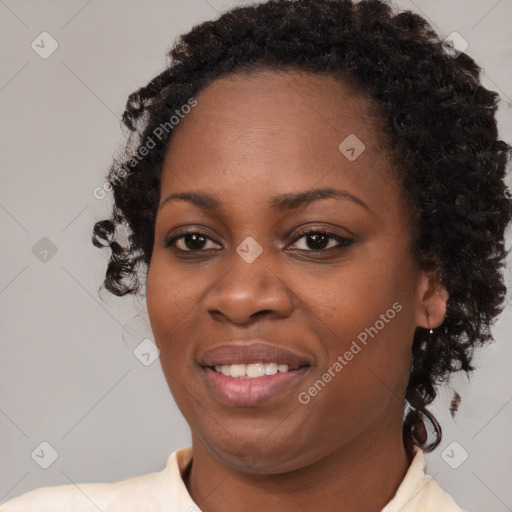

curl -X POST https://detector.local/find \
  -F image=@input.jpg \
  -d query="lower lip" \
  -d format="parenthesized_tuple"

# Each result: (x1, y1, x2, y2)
(202, 366, 309, 406)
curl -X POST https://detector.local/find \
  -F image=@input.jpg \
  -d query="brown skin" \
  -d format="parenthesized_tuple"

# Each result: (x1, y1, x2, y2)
(146, 69, 448, 512)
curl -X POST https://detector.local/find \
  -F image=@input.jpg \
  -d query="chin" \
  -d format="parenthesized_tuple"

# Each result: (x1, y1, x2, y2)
(201, 429, 317, 475)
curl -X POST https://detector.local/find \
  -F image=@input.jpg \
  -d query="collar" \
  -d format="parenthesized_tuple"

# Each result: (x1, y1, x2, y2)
(105, 446, 464, 512)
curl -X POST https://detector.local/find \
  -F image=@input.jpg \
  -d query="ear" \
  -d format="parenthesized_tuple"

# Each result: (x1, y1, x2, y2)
(415, 270, 449, 330)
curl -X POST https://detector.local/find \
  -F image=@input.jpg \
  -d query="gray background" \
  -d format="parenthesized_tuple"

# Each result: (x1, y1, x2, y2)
(0, 1, 511, 510)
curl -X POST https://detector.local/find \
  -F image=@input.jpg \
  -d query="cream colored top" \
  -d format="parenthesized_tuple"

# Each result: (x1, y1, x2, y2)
(0, 447, 466, 511)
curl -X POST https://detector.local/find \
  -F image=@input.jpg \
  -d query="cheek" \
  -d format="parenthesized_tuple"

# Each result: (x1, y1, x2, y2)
(146, 260, 205, 416)
(296, 249, 416, 403)
(146, 258, 197, 371)
(299, 253, 415, 346)
(299, 301, 413, 442)
(146, 256, 199, 334)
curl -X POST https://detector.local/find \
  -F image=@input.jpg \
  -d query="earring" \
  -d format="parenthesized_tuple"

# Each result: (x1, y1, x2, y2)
(426, 310, 433, 335)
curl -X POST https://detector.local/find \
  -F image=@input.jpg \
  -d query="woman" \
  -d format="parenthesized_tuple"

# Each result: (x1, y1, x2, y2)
(2, 0, 510, 510)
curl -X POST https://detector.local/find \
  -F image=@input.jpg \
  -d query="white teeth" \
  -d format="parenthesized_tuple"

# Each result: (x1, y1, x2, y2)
(213, 362, 293, 378)
(246, 362, 265, 378)
(264, 363, 278, 375)
(229, 364, 246, 378)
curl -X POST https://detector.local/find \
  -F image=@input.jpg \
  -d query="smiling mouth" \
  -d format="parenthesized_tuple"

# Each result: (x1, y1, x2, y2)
(199, 342, 312, 405)
(210, 362, 302, 379)
(202, 364, 310, 406)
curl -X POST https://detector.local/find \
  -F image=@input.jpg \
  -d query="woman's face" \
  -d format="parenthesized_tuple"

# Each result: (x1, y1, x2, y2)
(146, 70, 447, 473)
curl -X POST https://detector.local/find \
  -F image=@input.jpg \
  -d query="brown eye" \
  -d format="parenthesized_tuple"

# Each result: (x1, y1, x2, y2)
(304, 232, 330, 250)
(289, 230, 353, 252)
(166, 231, 222, 252)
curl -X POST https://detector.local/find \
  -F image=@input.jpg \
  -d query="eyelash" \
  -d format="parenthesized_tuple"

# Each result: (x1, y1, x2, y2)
(165, 228, 353, 254)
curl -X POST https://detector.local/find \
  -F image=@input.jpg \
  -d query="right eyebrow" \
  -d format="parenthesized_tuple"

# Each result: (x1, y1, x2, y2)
(160, 192, 220, 210)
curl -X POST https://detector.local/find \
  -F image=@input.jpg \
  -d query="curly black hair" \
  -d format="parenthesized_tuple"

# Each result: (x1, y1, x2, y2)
(92, 0, 512, 458)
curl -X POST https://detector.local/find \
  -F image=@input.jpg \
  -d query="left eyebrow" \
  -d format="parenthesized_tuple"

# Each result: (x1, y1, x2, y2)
(270, 187, 369, 212)
(159, 187, 369, 212)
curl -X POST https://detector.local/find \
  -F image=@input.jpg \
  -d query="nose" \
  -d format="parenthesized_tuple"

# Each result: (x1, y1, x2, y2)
(204, 249, 294, 326)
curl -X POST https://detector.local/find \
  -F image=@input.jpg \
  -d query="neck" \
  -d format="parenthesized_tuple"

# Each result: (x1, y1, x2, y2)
(184, 428, 412, 512)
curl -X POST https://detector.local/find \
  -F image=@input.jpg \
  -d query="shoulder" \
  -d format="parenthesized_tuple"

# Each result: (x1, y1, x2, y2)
(383, 476, 467, 512)
(382, 448, 467, 512)
(0, 471, 159, 512)
(0, 448, 196, 512)
(409, 474, 467, 512)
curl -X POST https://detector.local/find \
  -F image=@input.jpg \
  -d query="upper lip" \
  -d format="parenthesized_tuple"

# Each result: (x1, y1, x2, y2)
(199, 342, 311, 368)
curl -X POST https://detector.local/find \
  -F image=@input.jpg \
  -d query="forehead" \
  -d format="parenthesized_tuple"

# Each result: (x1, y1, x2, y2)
(160, 69, 397, 208)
